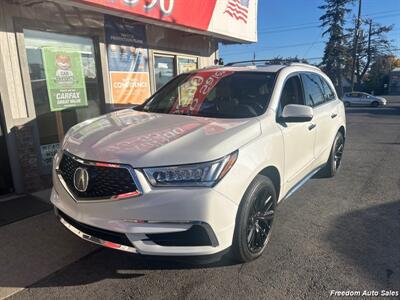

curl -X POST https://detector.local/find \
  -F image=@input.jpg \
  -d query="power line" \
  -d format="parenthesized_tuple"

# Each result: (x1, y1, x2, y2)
(222, 41, 327, 56)
(222, 44, 400, 58)
(257, 9, 400, 34)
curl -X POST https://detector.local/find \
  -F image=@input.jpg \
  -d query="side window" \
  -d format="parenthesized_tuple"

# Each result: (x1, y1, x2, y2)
(279, 75, 304, 112)
(301, 73, 325, 106)
(319, 76, 335, 101)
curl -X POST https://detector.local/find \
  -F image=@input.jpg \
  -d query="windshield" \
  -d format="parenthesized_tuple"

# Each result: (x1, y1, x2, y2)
(135, 70, 276, 118)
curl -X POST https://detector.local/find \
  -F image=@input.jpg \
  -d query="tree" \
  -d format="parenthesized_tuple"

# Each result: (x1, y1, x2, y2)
(270, 56, 310, 64)
(345, 18, 394, 89)
(319, 0, 353, 96)
(363, 55, 400, 94)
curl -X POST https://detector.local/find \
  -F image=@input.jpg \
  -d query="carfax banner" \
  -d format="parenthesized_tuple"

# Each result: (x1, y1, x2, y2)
(42, 47, 88, 112)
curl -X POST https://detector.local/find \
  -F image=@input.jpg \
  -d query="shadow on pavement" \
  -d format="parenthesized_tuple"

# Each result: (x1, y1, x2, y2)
(325, 200, 400, 289)
(18, 246, 239, 289)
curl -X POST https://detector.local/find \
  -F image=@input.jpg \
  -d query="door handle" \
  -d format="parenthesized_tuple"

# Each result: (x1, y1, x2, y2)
(308, 123, 316, 130)
(331, 113, 338, 119)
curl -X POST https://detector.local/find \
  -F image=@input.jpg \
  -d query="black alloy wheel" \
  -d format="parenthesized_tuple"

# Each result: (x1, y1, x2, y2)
(232, 175, 277, 262)
(246, 190, 274, 253)
(318, 131, 345, 178)
(333, 134, 344, 171)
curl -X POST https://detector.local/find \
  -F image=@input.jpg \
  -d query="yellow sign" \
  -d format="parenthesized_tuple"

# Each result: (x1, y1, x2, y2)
(110, 72, 151, 104)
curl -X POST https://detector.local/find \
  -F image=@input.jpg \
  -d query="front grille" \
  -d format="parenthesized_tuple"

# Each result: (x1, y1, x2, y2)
(58, 152, 139, 200)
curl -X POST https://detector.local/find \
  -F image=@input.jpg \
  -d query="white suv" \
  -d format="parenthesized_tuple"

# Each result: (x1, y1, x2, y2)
(51, 62, 346, 262)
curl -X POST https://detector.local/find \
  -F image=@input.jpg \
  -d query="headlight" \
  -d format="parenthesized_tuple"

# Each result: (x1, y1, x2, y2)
(143, 151, 238, 187)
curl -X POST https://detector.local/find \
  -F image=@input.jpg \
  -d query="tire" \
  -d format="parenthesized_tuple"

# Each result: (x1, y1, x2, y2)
(231, 175, 277, 263)
(371, 101, 379, 107)
(319, 131, 345, 178)
(344, 102, 351, 107)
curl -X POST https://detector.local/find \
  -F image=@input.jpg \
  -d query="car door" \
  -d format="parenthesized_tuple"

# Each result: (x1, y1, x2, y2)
(360, 93, 372, 105)
(277, 74, 317, 185)
(354, 92, 364, 106)
(301, 72, 338, 162)
(347, 92, 359, 105)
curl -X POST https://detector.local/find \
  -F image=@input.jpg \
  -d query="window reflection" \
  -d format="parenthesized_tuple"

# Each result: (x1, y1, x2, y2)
(24, 29, 102, 167)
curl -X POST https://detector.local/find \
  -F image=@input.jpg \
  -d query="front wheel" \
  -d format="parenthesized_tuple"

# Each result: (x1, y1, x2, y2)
(319, 131, 345, 178)
(344, 101, 351, 107)
(231, 175, 277, 263)
(371, 101, 379, 107)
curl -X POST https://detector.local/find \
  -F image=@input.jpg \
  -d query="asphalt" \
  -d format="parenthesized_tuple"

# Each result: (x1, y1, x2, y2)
(10, 98, 400, 300)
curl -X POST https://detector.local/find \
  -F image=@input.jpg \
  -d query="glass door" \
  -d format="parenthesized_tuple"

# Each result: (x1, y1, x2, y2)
(23, 29, 103, 168)
(0, 98, 14, 195)
(154, 54, 176, 91)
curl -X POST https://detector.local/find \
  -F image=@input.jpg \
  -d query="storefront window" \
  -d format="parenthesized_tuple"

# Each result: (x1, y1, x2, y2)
(178, 57, 198, 74)
(154, 55, 175, 90)
(23, 29, 102, 167)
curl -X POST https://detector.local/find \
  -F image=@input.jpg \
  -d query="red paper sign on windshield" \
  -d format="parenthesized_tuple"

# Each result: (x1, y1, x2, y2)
(169, 70, 234, 114)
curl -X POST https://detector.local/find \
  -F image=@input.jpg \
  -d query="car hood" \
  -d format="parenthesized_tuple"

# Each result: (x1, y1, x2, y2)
(63, 109, 261, 167)
(375, 96, 386, 102)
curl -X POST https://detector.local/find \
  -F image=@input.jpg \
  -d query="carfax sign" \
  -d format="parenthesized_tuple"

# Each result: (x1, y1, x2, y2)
(42, 47, 88, 112)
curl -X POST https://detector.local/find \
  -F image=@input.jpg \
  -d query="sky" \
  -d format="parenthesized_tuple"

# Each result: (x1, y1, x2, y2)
(220, 0, 400, 64)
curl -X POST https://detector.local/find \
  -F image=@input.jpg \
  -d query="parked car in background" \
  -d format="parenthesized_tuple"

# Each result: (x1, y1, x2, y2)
(51, 61, 346, 262)
(343, 92, 387, 107)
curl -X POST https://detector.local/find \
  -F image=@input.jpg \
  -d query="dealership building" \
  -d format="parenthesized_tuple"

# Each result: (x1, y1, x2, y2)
(0, 0, 258, 196)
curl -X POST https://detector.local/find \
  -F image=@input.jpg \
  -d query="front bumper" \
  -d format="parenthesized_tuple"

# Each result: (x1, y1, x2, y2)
(51, 169, 238, 256)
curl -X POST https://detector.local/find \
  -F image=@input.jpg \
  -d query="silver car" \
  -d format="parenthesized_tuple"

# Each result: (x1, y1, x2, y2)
(343, 92, 387, 107)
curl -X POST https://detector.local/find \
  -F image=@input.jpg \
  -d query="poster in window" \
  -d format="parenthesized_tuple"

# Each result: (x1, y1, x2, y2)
(178, 58, 198, 74)
(105, 16, 151, 105)
(42, 47, 88, 112)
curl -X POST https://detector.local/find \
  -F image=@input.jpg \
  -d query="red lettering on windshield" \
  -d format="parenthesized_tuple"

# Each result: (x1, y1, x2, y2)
(169, 70, 234, 115)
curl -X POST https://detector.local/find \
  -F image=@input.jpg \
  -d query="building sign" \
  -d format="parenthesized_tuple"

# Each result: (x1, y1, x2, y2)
(76, 0, 258, 42)
(42, 48, 88, 112)
(105, 16, 151, 104)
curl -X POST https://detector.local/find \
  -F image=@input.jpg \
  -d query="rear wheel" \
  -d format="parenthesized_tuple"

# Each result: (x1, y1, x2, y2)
(231, 175, 277, 263)
(319, 131, 344, 178)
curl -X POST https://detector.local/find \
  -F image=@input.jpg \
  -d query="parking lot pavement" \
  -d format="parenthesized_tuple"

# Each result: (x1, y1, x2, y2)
(10, 99, 400, 300)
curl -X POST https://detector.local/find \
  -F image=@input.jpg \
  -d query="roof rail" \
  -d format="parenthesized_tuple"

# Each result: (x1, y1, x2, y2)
(224, 59, 299, 67)
(224, 59, 320, 70)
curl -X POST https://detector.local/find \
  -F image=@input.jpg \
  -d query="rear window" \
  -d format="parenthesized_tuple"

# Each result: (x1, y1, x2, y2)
(136, 71, 276, 118)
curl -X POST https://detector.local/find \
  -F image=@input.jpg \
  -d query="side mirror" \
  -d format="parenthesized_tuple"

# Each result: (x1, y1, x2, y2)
(280, 104, 313, 123)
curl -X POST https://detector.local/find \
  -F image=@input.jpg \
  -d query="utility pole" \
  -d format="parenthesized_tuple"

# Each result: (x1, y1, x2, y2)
(350, 0, 362, 91)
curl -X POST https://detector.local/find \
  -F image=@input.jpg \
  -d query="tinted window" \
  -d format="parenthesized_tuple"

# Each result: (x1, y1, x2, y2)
(350, 92, 360, 98)
(301, 73, 325, 106)
(319, 76, 335, 101)
(137, 71, 276, 118)
(279, 75, 304, 109)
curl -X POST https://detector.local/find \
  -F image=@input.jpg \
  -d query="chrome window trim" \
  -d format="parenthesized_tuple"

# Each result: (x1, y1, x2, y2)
(56, 151, 144, 203)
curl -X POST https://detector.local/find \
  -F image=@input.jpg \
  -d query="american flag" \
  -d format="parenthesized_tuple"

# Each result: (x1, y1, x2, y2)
(223, 0, 249, 23)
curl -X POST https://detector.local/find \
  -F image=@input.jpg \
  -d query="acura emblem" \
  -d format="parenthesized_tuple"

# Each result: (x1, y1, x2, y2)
(73, 167, 89, 192)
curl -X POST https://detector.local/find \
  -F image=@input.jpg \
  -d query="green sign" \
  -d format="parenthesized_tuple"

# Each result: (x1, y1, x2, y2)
(42, 47, 88, 112)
